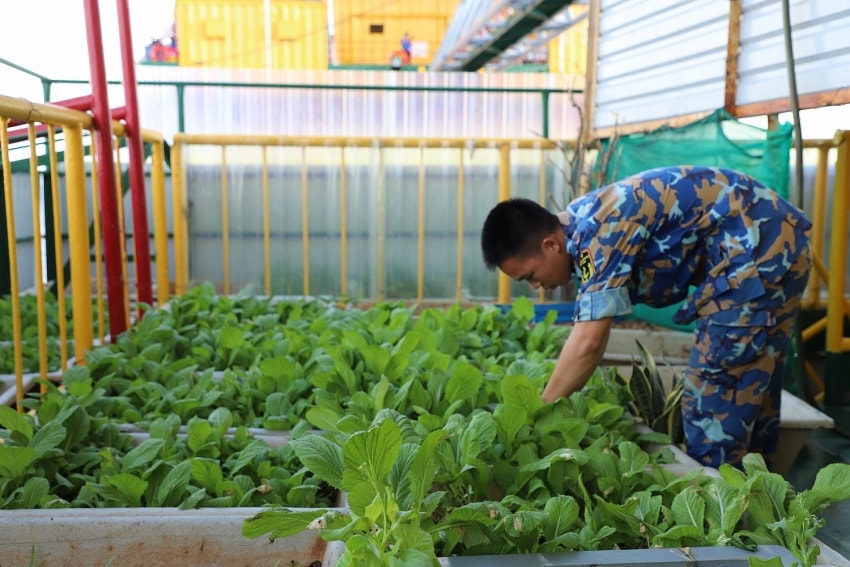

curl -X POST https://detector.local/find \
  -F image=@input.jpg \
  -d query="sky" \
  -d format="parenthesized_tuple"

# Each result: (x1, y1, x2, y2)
(0, 0, 176, 100)
(0, 0, 847, 140)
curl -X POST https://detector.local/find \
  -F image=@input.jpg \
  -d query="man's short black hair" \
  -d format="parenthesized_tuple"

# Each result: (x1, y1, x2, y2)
(480, 197, 560, 270)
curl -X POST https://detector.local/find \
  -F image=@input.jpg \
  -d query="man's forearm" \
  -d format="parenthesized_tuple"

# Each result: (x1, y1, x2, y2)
(541, 318, 613, 404)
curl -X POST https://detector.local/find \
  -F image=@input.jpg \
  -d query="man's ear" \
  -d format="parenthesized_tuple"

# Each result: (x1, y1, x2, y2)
(541, 233, 562, 253)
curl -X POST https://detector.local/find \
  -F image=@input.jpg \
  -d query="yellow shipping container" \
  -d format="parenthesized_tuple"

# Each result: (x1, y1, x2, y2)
(333, 0, 459, 67)
(175, 0, 328, 69)
(548, 13, 588, 77)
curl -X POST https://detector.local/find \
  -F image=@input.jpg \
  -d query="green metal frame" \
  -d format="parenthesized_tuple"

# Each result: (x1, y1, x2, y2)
(1, 57, 581, 139)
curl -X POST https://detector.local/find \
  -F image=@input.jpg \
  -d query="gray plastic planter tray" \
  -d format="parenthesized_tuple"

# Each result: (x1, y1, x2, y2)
(437, 545, 798, 566)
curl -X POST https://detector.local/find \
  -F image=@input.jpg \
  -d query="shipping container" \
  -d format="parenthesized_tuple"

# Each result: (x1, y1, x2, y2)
(175, 0, 328, 70)
(548, 14, 588, 77)
(332, 0, 460, 68)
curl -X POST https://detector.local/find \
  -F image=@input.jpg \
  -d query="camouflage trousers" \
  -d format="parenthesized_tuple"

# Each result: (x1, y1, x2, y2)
(681, 246, 812, 470)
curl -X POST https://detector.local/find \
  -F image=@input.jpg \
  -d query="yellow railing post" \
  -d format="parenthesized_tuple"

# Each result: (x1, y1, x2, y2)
(455, 147, 465, 304)
(417, 145, 425, 303)
(538, 146, 547, 304)
(47, 126, 69, 371)
(65, 125, 94, 363)
(807, 144, 829, 306)
(171, 139, 188, 295)
(497, 142, 511, 305)
(0, 117, 25, 409)
(150, 139, 169, 306)
(161, 134, 563, 304)
(220, 146, 230, 295)
(301, 146, 310, 296)
(262, 146, 271, 296)
(825, 130, 850, 405)
(340, 147, 348, 297)
(377, 145, 386, 301)
(27, 124, 48, 383)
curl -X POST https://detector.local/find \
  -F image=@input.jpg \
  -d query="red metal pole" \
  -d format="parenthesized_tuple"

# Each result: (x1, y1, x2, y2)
(116, 0, 154, 310)
(83, 0, 128, 339)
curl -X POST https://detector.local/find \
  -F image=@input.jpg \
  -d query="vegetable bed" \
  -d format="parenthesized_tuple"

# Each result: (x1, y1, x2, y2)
(1, 283, 848, 567)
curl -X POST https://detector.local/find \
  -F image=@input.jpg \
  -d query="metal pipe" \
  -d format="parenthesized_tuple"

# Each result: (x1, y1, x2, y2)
(377, 147, 385, 301)
(538, 146, 546, 303)
(802, 317, 828, 343)
(220, 146, 230, 294)
(113, 138, 131, 329)
(0, 94, 93, 127)
(89, 132, 106, 344)
(151, 140, 170, 305)
(781, 0, 804, 210)
(64, 125, 94, 363)
(806, 145, 828, 306)
(455, 147, 464, 304)
(83, 0, 128, 339)
(171, 141, 189, 295)
(0, 117, 24, 409)
(27, 124, 48, 383)
(47, 126, 68, 371)
(497, 143, 511, 304)
(417, 146, 425, 303)
(174, 132, 561, 150)
(176, 84, 186, 133)
(825, 130, 850, 404)
(116, 0, 154, 310)
(301, 147, 310, 296)
(262, 146, 271, 296)
(340, 147, 348, 297)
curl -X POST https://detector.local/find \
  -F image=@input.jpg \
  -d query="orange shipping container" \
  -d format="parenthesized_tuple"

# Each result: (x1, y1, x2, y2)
(175, 0, 328, 69)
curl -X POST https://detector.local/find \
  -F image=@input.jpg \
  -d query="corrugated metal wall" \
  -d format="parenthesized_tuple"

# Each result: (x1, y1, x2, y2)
(591, 0, 850, 132)
(592, 0, 729, 132)
(135, 66, 582, 141)
(736, 0, 850, 108)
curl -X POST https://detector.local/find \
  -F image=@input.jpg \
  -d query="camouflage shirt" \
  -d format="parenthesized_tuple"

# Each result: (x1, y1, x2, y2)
(559, 165, 812, 326)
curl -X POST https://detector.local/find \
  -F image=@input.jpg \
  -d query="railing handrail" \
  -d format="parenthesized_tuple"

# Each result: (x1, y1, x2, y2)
(173, 132, 571, 149)
(0, 94, 92, 128)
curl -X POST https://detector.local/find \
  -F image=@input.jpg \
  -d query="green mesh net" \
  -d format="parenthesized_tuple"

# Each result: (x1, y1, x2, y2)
(596, 108, 793, 198)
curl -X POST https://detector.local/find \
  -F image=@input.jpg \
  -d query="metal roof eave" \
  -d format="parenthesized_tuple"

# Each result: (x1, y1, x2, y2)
(431, 0, 579, 72)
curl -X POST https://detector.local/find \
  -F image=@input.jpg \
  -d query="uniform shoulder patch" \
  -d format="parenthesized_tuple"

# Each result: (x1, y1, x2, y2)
(579, 249, 595, 283)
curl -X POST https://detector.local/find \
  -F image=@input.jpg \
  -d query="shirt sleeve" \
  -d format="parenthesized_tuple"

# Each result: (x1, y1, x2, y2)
(572, 220, 647, 321)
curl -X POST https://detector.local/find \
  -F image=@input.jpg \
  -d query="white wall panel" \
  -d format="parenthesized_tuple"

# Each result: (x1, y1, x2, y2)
(737, 0, 850, 108)
(134, 65, 583, 142)
(593, 0, 730, 131)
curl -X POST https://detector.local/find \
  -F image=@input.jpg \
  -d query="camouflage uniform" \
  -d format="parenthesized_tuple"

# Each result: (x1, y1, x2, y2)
(559, 165, 812, 469)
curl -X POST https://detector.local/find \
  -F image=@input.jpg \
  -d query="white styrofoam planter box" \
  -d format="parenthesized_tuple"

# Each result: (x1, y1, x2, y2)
(0, 507, 344, 567)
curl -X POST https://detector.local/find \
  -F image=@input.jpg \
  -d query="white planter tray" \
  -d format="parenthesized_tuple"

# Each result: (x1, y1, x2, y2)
(0, 507, 343, 567)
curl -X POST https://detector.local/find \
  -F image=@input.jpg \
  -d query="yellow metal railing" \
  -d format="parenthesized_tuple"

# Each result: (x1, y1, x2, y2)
(0, 94, 170, 408)
(826, 132, 850, 354)
(170, 134, 565, 305)
(796, 134, 850, 402)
